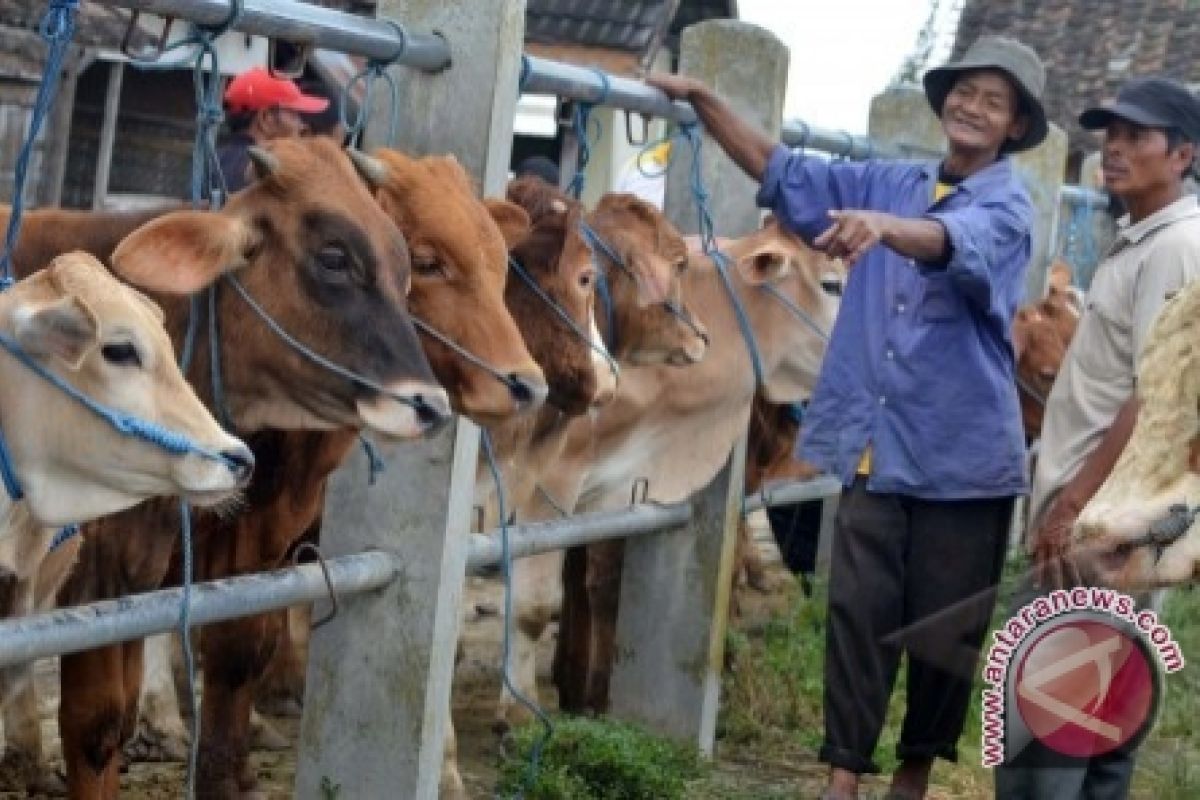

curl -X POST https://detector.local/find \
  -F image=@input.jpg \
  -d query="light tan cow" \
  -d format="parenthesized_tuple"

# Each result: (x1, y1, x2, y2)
(499, 221, 837, 725)
(0, 252, 251, 530)
(1074, 277, 1200, 588)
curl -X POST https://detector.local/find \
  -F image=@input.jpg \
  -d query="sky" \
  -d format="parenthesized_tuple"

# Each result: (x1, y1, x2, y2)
(737, 0, 960, 135)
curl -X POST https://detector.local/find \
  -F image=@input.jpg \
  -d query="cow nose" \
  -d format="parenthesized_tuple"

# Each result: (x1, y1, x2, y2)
(412, 390, 452, 434)
(507, 373, 550, 410)
(221, 446, 256, 485)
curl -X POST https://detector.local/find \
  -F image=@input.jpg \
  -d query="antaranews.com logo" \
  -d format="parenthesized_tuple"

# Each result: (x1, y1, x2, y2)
(980, 587, 1185, 768)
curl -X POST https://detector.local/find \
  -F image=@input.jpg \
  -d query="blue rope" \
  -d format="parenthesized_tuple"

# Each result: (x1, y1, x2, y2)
(0, 0, 82, 288)
(518, 54, 531, 95)
(507, 256, 619, 382)
(480, 429, 553, 799)
(0, 331, 233, 465)
(0, 428, 24, 501)
(339, 18, 406, 147)
(178, 500, 199, 796)
(678, 122, 766, 387)
(359, 435, 386, 485)
(565, 69, 610, 200)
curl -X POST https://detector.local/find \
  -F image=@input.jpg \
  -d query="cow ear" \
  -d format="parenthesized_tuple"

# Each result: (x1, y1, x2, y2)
(734, 244, 792, 286)
(112, 210, 258, 295)
(14, 293, 100, 371)
(485, 199, 531, 249)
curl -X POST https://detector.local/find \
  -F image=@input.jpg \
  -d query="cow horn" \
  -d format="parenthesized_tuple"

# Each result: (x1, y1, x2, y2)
(347, 148, 389, 189)
(246, 146, 280, 180)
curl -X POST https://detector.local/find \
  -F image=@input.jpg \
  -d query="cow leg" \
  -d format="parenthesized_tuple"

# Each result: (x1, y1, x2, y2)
(496, 549, 563, 732)
(126, 632, 189, 763)
(255, 604, 309, 719)
(60, 645, 128, 800)
(583, 540, 625, 714)
(552, 545, 592, 714)
(197, 613, 279, 799)
(0, 573, 59, 794)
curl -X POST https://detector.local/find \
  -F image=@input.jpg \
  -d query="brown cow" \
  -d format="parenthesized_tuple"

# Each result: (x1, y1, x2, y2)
(1012, 290, 1079, 442)
(0, 137, 461, 798)
(505, 222, 836, 720)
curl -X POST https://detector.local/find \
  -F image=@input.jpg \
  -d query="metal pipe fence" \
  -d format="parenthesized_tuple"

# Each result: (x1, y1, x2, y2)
(0, 477, 841, 669)
(100, 0, 451, 69)
(520, 54, 696, 124)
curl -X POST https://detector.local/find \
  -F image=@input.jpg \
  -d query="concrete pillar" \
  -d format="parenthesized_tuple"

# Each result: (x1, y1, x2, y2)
(608, 439, 747, 754)
(296, 3, 524, 798)
(663, 20, 789, 237)
(1069, 150, 1117, 290)
(868, 83, 1070, 302)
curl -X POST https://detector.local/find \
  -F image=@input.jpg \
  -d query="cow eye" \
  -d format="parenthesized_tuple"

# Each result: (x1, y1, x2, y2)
(317, 244, 350, 273)
(101, 342, 142, 368)
(412, 253, 445, 278)
(579, 270, 594, 290)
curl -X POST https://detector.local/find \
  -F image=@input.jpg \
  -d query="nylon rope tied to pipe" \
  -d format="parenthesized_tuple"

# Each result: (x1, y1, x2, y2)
(340, 19, 407, 147)
(565, 68, 611, 200)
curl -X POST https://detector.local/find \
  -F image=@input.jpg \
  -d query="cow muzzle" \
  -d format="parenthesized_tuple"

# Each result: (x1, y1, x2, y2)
(357, 382, 452, 440)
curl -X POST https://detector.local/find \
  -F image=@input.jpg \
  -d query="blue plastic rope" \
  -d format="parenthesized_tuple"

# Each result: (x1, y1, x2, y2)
(178, 499, 199, 796)
(507, 256, 619, 382)
(359, 434, 386, 485)
(565, 69, 611, 200)
(339, 18, 406, 147)
(0, 331, 232, 465)
(0, 0, 81, 287)
(678, 122, 767, 387)
(0, 428, 24, 501)
(518, 54, 531, 95)
(480, 429, 553, 799)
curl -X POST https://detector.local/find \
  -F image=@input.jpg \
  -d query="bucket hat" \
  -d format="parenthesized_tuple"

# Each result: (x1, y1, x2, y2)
(923, 36, 1048, 152)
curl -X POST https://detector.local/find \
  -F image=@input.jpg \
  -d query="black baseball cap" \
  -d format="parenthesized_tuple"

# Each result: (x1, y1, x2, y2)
(1079, 76, 1200, 141)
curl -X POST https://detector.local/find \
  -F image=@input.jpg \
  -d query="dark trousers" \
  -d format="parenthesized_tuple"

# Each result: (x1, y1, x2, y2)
(820, 478, 1013, 774)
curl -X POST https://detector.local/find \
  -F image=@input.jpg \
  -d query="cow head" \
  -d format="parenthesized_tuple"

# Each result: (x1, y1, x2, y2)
(357, 148, 547, 423)
(718, 220, 840, 402)
(1073, 281, 1200, 588)
(502, 178, 617, 412)
(1012, 293, 1077, 441)
(111, 137, 448, 441)
(584, 193, 708, 366)
(0, 253, 253, 527)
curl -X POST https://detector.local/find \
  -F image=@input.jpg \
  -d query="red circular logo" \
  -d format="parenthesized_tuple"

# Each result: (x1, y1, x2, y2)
(1013, 616, 1158, 758)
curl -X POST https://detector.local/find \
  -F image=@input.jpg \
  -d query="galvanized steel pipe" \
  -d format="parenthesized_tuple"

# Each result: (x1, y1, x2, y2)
(1060, 184, 1108, 207)
(521, 55, 697, 124)
(101, 0, 451, 70)
(782, 119, 901, 160)
(0, 551, 396, 668)
(469, 500, 693, 570)
(742, 475, 843, 515)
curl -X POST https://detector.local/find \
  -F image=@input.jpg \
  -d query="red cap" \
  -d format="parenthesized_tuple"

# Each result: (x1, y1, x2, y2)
(223, 68, 329, 114)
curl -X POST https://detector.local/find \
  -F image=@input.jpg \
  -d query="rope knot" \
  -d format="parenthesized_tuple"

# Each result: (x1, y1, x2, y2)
(196, 103, 224, 129)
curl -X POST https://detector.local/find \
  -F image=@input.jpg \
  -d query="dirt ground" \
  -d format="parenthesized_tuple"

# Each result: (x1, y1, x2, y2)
(0, 517, 891, 799)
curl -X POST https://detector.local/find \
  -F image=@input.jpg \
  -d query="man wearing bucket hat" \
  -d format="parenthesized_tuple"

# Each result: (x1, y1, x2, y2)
(217, 67, 329, 192)
(650, 36, 1047, 799)
(995, 75, 1200, 800)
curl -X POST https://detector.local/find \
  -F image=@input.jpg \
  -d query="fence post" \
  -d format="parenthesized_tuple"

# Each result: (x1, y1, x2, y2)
(662, 19, 789, 237)
(608, 438, 748, 753)
(295, 2, 526, 798)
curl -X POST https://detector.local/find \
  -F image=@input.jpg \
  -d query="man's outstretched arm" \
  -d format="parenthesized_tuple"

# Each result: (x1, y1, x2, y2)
(646, 74, 776, 182)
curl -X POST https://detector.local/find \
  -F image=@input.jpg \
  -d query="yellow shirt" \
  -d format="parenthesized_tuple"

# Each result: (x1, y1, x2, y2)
(857, 179, 955, 476)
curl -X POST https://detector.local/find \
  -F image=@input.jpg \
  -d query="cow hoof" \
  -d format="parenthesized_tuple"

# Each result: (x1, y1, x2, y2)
(249, 713, 291, 751)
(123, 724, 189, 763)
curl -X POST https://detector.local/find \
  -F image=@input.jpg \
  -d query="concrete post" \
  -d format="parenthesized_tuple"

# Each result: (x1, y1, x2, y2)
(868, 83, 1070, 301)
(663, 20, 789, 237)
(1071, 150, 1117, 290)
(296, 2, 525, 798)
(608, 438, 747, 754)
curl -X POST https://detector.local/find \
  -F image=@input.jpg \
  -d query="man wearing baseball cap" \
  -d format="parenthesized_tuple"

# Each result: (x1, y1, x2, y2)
(217, 67, 330, 192)
(650, 36, 1046, 799)
(997, 75, 1200, 800)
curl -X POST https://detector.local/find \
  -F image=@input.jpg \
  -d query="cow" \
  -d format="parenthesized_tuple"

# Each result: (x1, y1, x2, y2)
(0, 136, 461, 798)
(1012, 290, 1080, 442)
(489, 220, 837, 722)
(0, 252, 252, 530)
(1073, 277, 1200, 589)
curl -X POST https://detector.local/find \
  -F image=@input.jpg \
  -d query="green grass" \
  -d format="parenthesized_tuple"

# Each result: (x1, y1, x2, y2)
(495, 716, 706, 800)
